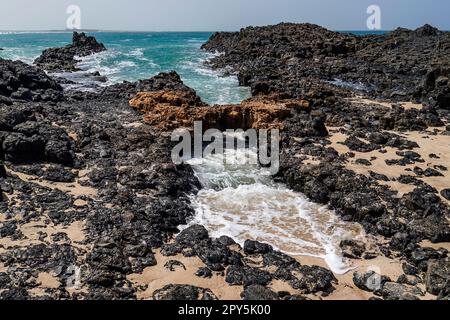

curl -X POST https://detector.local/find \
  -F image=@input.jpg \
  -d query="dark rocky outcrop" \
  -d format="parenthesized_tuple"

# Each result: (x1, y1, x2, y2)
(441, 189, 450, 200)
(426, 258, 450, 297)
(353, 271, 391, 292)
(379, 282, 423, 300)
(0, 59, 63, 102)
(202, 23, 450, 108)
(129, 91, 297, 131)
(153, 284, 218, 300)
(225, 265, 272, 287)
(339, 240, 366, 259)
(241, 285, 279, 300)
(0, 71, 203, 300)
(34, 32, 106, 72)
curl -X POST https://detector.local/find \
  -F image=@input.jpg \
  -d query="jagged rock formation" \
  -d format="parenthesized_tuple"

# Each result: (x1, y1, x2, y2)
(129, 91, 305, 131)
(202, 23, 450, 109)
(34, 32, 106, 72)
(0, 59, 63, 103)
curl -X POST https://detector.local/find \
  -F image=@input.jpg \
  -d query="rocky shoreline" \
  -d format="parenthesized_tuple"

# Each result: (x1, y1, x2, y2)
(34, 32, 106, 72)
(0, 25, 449, 300)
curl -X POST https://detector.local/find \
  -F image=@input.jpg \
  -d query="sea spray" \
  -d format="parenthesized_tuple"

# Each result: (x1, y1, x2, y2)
(182, 135, 366, 275)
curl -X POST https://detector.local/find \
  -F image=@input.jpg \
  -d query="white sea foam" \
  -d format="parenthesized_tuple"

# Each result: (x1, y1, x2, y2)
(71, 51, 123, 86)
(183, 146, 365, 274)
(0, 33, 249, 104)
(179, 54, 250, 105)
(127, 48, 144, 57)
(0, 47, 37, 64)
(117, 60, 137, 67)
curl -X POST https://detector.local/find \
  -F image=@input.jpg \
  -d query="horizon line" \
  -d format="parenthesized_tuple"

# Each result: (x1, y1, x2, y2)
(0, 28, 394, 33)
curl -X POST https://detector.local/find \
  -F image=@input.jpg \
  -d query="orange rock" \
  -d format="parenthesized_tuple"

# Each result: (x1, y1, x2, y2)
(129, 90, 204, 111)
(129, 91, 310, 132)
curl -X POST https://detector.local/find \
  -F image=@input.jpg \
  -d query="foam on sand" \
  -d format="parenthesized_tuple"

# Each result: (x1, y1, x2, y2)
(183, 144, 365, 274)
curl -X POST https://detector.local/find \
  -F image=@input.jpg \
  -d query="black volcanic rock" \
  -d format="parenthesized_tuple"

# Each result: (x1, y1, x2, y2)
(152, 284, 218, 300)
(426, 258, 450, 297)
(225, 265, 272, 287)
(99, 71, 202, 101)
(34, 32, 106, 72)
(202, 23, 450, 105)
(441, 189, 450, 200)
(241, 285, 279, 300)
(243, 240, 273, 255)
(0, 70, 208, 298)
(0, 58, 63, 102)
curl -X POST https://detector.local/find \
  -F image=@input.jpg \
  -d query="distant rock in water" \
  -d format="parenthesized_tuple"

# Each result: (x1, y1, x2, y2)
(0, 58, 63, 103)
(34, 32, 106, 72)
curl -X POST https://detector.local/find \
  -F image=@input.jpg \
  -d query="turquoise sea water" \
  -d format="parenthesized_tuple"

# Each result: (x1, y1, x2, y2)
(0, 31, 251, 105)
(0, 30, 387, 104)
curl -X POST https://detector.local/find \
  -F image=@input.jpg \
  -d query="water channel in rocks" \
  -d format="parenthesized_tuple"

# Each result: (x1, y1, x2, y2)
(182, 134, 366, 274)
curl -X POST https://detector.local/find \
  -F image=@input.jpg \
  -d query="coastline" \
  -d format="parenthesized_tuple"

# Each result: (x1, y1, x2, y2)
(1, 24, 449, 300)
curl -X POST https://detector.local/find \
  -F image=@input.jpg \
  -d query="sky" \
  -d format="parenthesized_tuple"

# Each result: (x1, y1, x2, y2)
(0, 0, 449, 31)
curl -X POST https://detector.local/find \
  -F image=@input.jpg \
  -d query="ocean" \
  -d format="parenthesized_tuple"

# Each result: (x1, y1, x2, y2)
(0, 31, 252, 105)
(0, 30, 387, 105)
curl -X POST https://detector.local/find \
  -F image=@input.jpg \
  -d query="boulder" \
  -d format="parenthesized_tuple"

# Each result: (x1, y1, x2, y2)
(379, 282, 423, 300)
(426, 258, 450, 296)
(282, 265, 337, 294)
(225, 265, 272, 287)
(441, 189, 450, 200)
(152, 284, 218, 300)
(241, 285, 279, 300)
(353, 271, 391, 292)
(0, 58, 62, 102)
(339, 240, 366, 259)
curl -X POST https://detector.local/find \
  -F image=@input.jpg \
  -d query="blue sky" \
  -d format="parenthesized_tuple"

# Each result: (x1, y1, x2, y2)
(0, 0, 449, 31)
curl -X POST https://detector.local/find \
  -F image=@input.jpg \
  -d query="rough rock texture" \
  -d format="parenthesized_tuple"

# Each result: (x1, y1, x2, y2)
(197, 23, 450, 301)
(1, 64, 340, 300)
(34, 32, 106, 72)
(0, 69, 201, 300)
(339, 240, 366, 259)
(241, 285, 279, 300)
(379, 282, 423, 300)
(101, 71, 202, 101)
(426, 258, 450, 297)
(353, 271, 391, 292)
(0, 59, 63, 103)
(152, 284, 218, 300)
(130, 92, 307, 131)
(202, 23, 450, 109)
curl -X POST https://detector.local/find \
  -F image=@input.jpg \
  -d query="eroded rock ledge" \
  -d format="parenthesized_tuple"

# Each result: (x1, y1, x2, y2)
(0, 59, 63, 103)
(129, 91, 307, 131)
